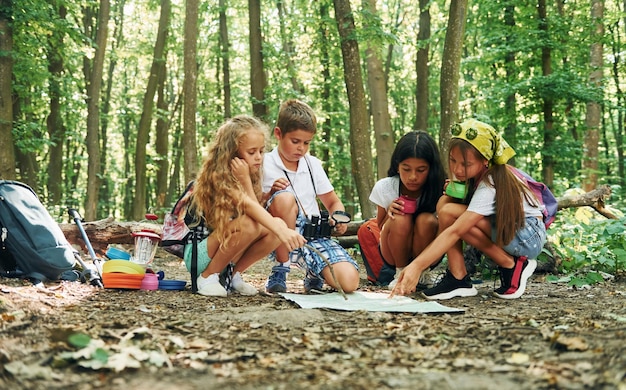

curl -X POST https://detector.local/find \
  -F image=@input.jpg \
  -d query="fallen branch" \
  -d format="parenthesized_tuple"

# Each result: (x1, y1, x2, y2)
(60, 185, 615, 257)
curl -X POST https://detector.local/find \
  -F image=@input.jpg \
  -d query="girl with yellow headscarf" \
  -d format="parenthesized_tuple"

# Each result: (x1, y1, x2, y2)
(391, 119, 547, 300)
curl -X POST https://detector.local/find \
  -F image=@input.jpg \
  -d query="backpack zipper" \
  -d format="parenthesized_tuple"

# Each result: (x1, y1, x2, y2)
(1, 227, 7, 250)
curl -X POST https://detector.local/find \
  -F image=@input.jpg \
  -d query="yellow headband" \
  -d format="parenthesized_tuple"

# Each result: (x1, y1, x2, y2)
(451, 119, 516, 165)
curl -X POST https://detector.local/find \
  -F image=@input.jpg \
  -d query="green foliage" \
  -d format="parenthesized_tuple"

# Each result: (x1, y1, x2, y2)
(546, 272, 605, 288)
(68, 332, 92, 348)
(5, 0, 626, 226)
(550, 202, 626, 285)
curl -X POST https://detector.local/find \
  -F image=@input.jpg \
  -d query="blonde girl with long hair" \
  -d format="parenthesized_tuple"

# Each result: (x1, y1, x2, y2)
(189, 115, 306, 297)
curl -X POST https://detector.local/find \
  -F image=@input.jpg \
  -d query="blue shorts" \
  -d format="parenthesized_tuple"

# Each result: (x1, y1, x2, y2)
(492, 216, 547, 259)
(266, 191, 359, 277)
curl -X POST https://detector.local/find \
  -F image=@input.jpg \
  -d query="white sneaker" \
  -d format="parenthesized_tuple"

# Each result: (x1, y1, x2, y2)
(418, 269, 438, 289)
(388, 267, 437, 290)
(231, 271, 258, 296)
(197, 273, 228, 297)
(387, 267, 405, 290)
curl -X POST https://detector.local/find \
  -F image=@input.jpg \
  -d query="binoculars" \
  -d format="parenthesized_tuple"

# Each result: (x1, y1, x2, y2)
(303, 210, 351, 241)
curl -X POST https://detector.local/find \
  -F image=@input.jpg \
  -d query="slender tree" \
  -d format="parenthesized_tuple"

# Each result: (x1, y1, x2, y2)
(363, 0, 393, 180)
(583, 0, 604, 192)
(538, 0, 555, 187)
(249, 0, 268, 119)
(608, 7, 624, 190)
(502, 2, 517, 161)
(414, 0, 430, 132)
(218, 0, 231, 118)
(155, 0, 171, 211)
(333, 0, 375, 218)
(45, 4, 66, 203)
(83, 0, 110, 220)
(183, 0, 199, 184)
(132, 0, 170, 220)
(100, 0, 125, 217)
(276, 0, 303, 95)
(0, 4, 16, 180)
(439, 0, 468, 165)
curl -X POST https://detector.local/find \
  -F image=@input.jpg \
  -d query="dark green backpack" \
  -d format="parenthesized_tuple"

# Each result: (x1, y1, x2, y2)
(0, 181, 76, 282)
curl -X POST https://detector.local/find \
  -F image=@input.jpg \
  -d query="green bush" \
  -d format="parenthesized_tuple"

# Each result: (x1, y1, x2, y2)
(549, 198, 625, 286)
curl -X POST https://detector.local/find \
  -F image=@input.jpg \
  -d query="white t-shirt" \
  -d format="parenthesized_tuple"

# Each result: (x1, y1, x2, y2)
(467, 176, 544, 218)
(369, 176, 402, 210)
(263, 148, 334, 217)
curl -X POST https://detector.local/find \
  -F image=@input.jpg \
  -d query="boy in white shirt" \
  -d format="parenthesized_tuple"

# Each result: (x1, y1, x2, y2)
(262, 99, 359, 294)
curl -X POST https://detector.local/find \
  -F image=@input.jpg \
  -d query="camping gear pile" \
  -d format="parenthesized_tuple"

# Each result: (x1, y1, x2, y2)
(1, 180, 185, 291)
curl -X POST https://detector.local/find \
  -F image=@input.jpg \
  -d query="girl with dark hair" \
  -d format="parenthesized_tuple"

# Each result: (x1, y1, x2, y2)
(391, 119, 547, 300)
(368, 130, 445, 289)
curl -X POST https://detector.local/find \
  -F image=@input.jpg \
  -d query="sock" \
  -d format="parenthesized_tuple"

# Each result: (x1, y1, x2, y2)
(274, 259, 290, 269)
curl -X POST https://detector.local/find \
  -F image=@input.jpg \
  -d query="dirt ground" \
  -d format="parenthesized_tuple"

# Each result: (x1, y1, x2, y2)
(0, 249, 625, 390)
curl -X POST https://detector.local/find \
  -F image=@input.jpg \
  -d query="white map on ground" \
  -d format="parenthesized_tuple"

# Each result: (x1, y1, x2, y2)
(280, 291, 465, 313)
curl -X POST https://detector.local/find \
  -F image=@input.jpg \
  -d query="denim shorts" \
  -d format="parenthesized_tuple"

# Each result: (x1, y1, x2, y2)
(492, 216, 547, 259)
(266, 191, 359, 277)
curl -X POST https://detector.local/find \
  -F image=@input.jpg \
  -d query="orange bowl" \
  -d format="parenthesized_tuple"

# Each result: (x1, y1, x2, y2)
(102, 273, 144, 289)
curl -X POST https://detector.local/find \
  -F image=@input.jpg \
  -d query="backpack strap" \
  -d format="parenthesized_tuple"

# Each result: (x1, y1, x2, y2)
(190, 230, 199, 293)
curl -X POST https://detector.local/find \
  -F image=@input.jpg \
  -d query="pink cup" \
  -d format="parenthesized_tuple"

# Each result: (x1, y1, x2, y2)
(140, 273, 159, 291)
(399, 195, 417, 214)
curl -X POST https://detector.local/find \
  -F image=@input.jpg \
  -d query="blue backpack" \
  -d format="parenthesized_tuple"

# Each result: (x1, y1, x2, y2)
(0, 181, 76, 281)
(511, 168, 558, 229)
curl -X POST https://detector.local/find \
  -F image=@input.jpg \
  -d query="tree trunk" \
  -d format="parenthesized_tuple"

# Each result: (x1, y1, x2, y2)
(363, 0, 394, 180)
(83, 0, 110, 221)
(218, 0, 231, 119)
(414, 0, 430, 132)
(503, 4, 517, 163)
(183, 0, 199, 184)
(0, 10, 16, 180)
(333, 0, 376, 218)
(99, 0, 125, 218)
(277, 0, 303, 95)
(439, 0, 468, 168)
(46, 4, 66, 204)
(133, 0, 170, 220)
(538, 0, 555, 188)
(249, 0, 268, 120)
(155, 57, 170, 211)
(609, 12, 624, 192)
(318, 0, 332, 166)
(583, 0, 604, 192)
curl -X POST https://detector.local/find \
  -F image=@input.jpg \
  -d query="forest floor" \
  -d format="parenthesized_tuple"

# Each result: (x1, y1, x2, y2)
(0, 249, 625, 390)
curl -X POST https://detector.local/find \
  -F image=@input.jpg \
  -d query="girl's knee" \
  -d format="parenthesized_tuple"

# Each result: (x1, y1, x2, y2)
(384, 214, 413, 231)
(415, 213, 437, 228)
(238, 216, 262, 236)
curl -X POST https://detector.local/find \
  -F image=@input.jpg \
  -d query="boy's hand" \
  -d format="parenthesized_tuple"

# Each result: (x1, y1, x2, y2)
(332, 220, 348, 235)
(269, 178, 290, 195)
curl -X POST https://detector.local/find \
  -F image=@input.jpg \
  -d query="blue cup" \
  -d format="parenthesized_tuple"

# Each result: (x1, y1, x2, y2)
(106, 246, 131, 260)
